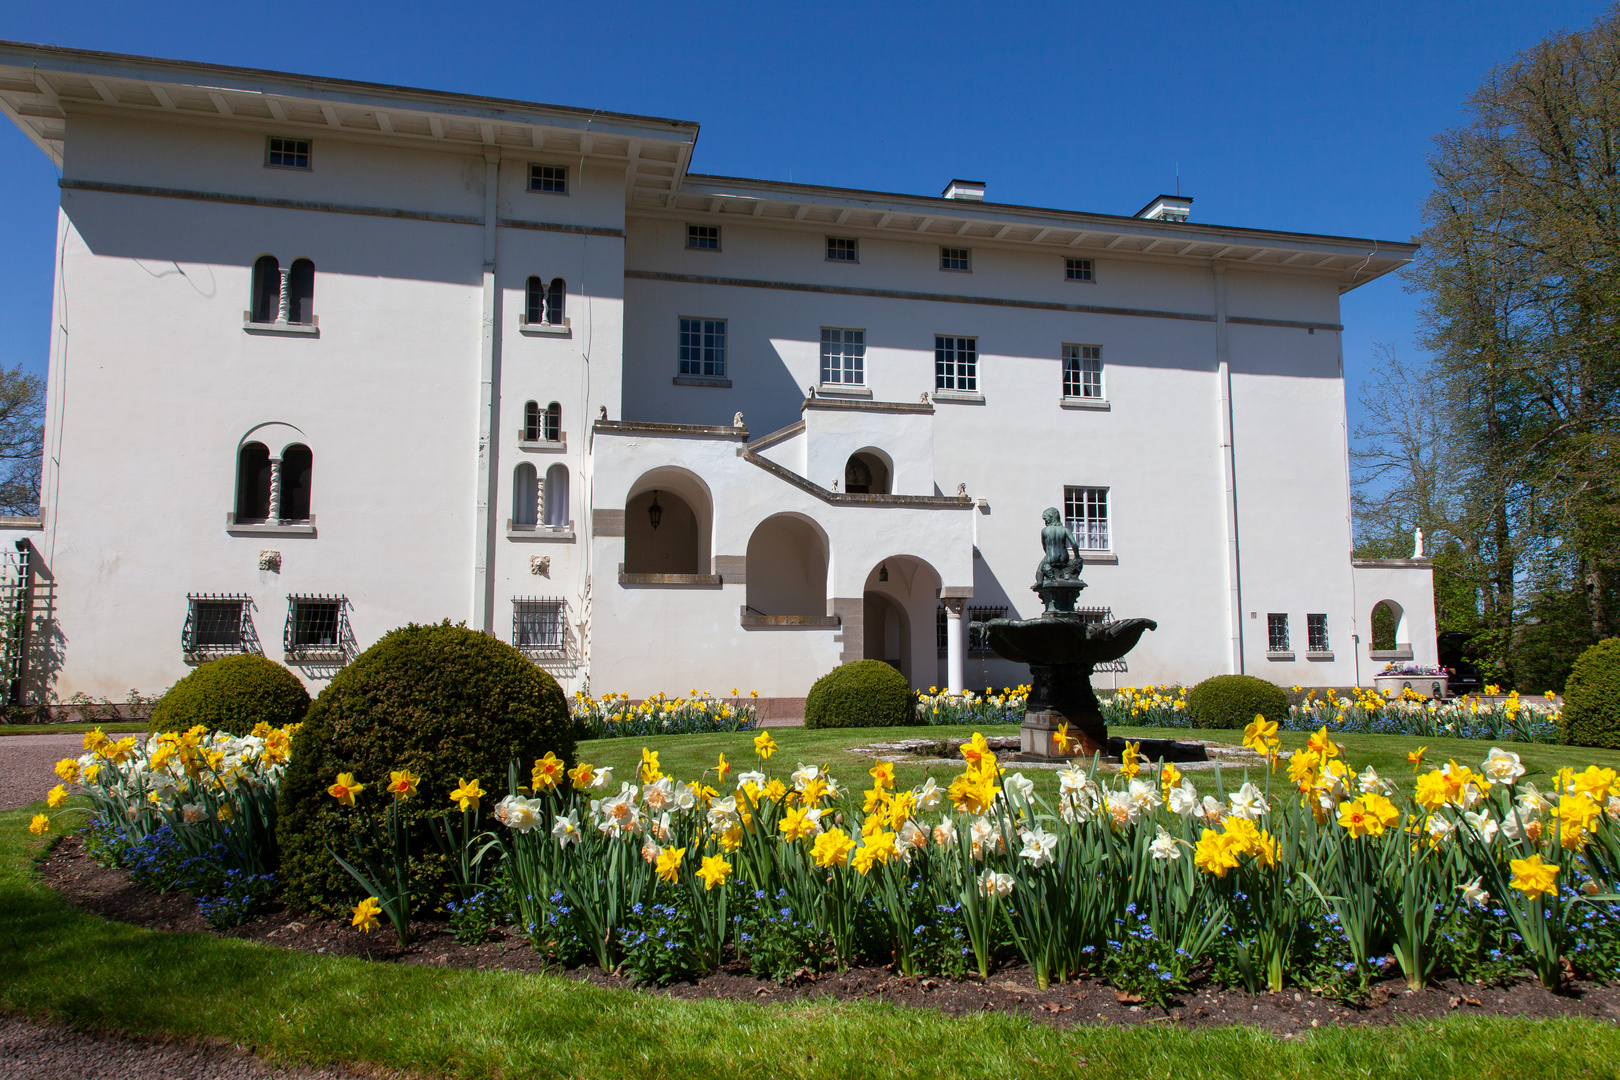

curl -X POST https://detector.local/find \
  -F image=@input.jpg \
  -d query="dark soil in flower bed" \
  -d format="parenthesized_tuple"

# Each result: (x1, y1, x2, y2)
(40, 834, 1620, 1033)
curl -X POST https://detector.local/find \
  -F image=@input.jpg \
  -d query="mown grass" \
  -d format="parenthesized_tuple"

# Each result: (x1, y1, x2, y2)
(576, 724, 1620, 801)
(6, 804, 1620, 1078)
(0, 721, 150, 737)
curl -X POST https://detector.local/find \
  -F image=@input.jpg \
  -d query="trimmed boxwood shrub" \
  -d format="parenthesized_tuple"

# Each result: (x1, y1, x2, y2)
(1186, 673, 1289, 731)
(276, 621, 572, 914)
(1562, 638, 1620, 748)
(149, 654, 310, 736)
(803, 659, 917, 729)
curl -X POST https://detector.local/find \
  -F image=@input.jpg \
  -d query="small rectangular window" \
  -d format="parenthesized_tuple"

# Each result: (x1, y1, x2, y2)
(679, 317, 727, 377)
(1062, 344, 1103, 399)
(940, 246, 971, 272)
(285, 594, 349, 657)
(1307, 613, 1329, 653)
(687, 224, 720, 250)
(1268, 613, 1291, 653)
(183, 594, 253, 655)
(826, 236, 859, 262)
(1062, 487, 1110, 551)
(514, 597, 567, 655)
(934, 335, 977, 392)
(529, 164, 567, 193)
(1065, 257, 1094, 282)
(266, 137, 311, 170)
(820, 327, 866, 385)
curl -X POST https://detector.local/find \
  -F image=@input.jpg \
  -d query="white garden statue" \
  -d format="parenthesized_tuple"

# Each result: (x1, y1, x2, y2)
(1412, 527, 1425, 558)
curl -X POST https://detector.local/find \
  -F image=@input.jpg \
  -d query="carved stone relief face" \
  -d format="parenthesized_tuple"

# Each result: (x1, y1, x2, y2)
(530, 555, 551, 577)
(259, 550, 281, 572)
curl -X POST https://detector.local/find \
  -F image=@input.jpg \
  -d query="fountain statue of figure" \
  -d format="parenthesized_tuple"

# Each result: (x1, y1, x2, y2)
(986, 508, 1189, 761)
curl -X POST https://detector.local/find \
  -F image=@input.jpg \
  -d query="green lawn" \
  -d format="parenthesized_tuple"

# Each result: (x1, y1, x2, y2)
(5, 803, 1620, 1079)
(575, 723, 1620, 801)
(0, 721, 150, 737)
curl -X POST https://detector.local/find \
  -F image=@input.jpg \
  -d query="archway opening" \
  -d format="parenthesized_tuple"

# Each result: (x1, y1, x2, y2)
(1371, 600, 1405, 651)
(746, 514, 828, 616)
(863, 591, 910, 679)
(844, 450, 891, 495)
(625, 468, 712, 575)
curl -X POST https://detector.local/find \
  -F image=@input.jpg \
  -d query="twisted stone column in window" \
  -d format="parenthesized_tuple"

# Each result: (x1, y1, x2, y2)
(268, 457, 283, 524)
(276, 267, 291, 323)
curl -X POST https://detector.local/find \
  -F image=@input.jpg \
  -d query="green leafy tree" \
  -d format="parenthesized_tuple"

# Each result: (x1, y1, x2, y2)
(0, 363, 42, 516)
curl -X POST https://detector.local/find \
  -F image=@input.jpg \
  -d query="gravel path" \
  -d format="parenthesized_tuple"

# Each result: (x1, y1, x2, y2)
(0, 733, 87, 812)
(0, 1018, 360, 1079)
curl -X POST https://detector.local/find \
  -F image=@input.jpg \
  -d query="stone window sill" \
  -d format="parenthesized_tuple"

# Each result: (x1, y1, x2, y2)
(1081, 550, 1118, 564)
(519, 320, 571, 337)
(816, 383, 872, 399)
(1306, 651, 1335, 661)
(673, 375, 732, 389)
(506, 522, 575, 541)
(1369, 647, 1414, 661)
(242, 317, 319, 337)
(226, 516, 316, 537)
(619, 570, 722, 586)
(1061, 396, 1110, 411)
(932, 389, 985, 404)
(518, 437, 567, 453)
(1266, 650, 1295, 661)
(740, 610, 841, 629)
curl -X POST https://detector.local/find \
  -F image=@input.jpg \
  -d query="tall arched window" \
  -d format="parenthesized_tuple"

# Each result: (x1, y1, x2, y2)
(525, 276, 544, 324)
(546, 278, 565, 325)
(236, 442, 272, 521)
(544, 464, 569, 527)
(281, 444, 313, 521)
(513, 463, 539, 527)
(251, 256, 280, 323)
(287, 259, 315, 324)
(523, 401, 541, 441)
(544, 401, 561, 442)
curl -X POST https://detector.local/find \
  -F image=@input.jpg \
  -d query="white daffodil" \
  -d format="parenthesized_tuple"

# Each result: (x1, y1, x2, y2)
(1149, 825, 1181, 861)
(1426, 813, 1457, 842)
(914, 776, 945, 811)
(1167, 780, 1199, 817)
(1463, 808, 1499, 845)
(641, 776, 674, 813)
(978, 868, 1015, 898)
(932, 816, 959, 848)
(494, 794, 544, 833)
(552, 809, 582, 846)
(706, 795, 738, 830)
(1057, 763, 1091, 794)
(1128, 778, 1164, 815)
(1018, 826, 1058, 868)
(1003, 772, 1035, 803)
(736, 770, 766, 790)
(1357, 766, 1394, 795)
(1227, 782, 1269, 821)
(1482, 748, 1525, 785)
(673, 781, 698, 812)
(1200, 795, 1224, 823)
(1456, 876, 1489, 908)
(790, 763, 821, 790)
(589, 766, 614, 790)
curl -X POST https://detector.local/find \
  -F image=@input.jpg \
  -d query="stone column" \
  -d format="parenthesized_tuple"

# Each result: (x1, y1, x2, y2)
(943, 597, 966, 695)
(267, 457, 283, 524)
(276, 268, 291, 323)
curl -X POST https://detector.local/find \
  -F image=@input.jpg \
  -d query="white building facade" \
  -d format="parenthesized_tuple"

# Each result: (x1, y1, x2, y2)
(0, 42, 1433, 706)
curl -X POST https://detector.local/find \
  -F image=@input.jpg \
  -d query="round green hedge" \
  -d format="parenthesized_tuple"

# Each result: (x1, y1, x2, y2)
(1185, 674, 1289, 730)
(150, 654, 311, 736)
(276, 621, 572, 914)
(803, 660, 916, 729)
(1562, 638, 1620, 749)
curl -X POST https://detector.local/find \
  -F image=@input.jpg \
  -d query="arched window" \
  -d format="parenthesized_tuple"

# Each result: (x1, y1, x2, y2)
(236, 442, 272, 521)
(544, 401, 561, 442)
(281, 444, 313, 521)
(513, 463, 538, 527)
(546, 278, 565, 325)
(523, 401, 541, 441)
(844, 451, 891, 495)
(525, 276, 544, 324)
(286, 259, 314, 324)
(544, 464, 569, 527)
(251, 256, 280, 323)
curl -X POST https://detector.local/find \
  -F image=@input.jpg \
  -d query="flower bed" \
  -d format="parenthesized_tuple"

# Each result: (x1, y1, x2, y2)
(572, 691, 758, 739)
(914, 686, 1028, 726)
(1105, 684, 1562, 744)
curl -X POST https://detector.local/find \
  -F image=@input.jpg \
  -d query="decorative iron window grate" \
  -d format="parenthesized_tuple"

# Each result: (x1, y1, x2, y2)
(183, 594, 256, 656)
(285, 594, 350, 657)
(1307, 613, 1329, 653)
(514, 597, 567, 656)
(937, 604, 1011, 655)
(1267, 613, 1291, 653)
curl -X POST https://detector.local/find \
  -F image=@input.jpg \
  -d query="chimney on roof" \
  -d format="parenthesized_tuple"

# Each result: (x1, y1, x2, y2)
(1136, 194, 1192, 223)
(942, 179, 985, 201)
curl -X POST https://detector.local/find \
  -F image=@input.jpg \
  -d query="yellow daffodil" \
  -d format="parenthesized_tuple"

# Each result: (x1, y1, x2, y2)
(386, 769, 420, 800)
(1413, 770, 1450, 812)
(869, 761, 895, 789)
(1408, 746, 1427, 773)
(1242, 715, 1278, 752)
(1306, 726, 1339, 760)
(754, 730, 778, 760)
(763, 778, 787, 803)
(1053, 721, 1075, 755)
(716, 752, 730, 781)
(655, 845, 685, 884)
(28, 813, 49, 836)
(779, 806, 816, 842)
(697, 853, 732, 891)
(1510, 853, 1558, 898)
(852, 830, 897, 875)
(862, 785, 890, 814)
(54, 758, 79, 784)
(1119, 740, 1141, 780)
(531, 752, 566, 792)
(1160, 761, 1183, 797)
(449, 777, 485, 812)
(352, 896, 381, 933)
(811, 826, 855, 868)
(46, 785, 66, 809)
(640, 748, 662, 783)
(328, 772, 364, 806)
(567, 762, 595, 788)
(1194, 828, 1239, 877)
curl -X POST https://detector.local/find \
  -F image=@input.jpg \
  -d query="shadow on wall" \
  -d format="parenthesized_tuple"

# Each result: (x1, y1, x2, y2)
(745, 514, 828, 616)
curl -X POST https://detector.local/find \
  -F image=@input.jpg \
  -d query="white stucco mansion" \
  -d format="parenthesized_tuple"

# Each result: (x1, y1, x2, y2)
(0, 41, 1436, 707)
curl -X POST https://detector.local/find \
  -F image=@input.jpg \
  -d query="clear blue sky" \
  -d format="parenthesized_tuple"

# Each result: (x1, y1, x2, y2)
(0, 0, 1610, 438)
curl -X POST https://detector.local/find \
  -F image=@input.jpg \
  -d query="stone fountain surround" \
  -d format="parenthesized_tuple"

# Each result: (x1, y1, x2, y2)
(849, 733, 1267, 772)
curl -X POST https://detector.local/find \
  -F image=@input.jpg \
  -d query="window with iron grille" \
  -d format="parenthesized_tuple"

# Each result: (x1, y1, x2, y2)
(968, 605, 1006, 655)
(935, 335, 977, 392)
(820, 327, 865, 385)
(266, 137, 310, 169)
(826, 236, 859, 262)
(1065, 257, 1094, 282)
(529, 164, 567, 193)
(285, 595, 348, 656)
(183, 594, 253, 655)
(687, 224, 720, 249)
(1307, 613, 1329, 653)
(1062, 486, 1110, 550)
(1268, 613, 1291, 653)
(679, 318, 727, 377)
(1062, 344, 1103, 398)
(514, 597, 567, 655)
(940, 246, 971, 271)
